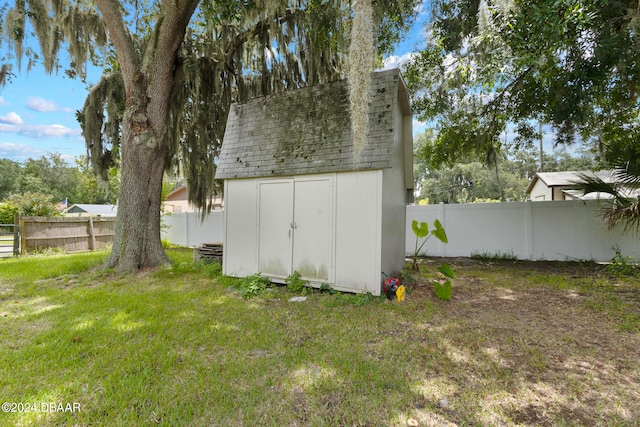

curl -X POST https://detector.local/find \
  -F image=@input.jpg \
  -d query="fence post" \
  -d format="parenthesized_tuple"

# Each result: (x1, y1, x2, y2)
(17, 213, 24, 255)
(439, 202, 447, 257)
(185, 212, 190, 247)
(88, 217, 96, 251)
(13, 212, 20, 256)
(525, 200, 534, 260)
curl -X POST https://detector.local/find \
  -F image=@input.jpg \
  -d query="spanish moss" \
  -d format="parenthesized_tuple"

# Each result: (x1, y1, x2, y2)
(348, 0, 374, 159)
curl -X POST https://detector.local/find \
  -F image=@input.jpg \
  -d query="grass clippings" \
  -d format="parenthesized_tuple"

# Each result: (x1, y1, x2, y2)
(0, 251, 638, 426)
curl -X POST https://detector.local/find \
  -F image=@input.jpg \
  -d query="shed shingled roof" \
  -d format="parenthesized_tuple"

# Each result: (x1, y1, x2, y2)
(215, 68, 409, 179)
(525, 170, 616, 195)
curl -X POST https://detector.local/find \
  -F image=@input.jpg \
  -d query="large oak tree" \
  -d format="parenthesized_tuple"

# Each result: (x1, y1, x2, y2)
(1, 0, 417, 272)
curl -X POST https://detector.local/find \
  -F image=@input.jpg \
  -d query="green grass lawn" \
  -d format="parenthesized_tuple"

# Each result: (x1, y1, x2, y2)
(1, 251, 638, 426)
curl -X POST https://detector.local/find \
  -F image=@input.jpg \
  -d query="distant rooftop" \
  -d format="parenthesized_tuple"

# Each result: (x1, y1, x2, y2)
(525, 170, 616, 195)
(66, 204, 117, 215)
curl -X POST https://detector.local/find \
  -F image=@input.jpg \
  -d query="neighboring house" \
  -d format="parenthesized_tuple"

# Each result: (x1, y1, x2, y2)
(65, 204, 118, 217)
(215, 68, 413, 295)
(163, 185, 223, 213)
(525, 170, 617, 201)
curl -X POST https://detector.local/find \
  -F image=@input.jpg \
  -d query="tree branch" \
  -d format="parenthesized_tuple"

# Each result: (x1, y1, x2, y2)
(95, 0, 140, 89)
(145, 0, 199, 129)
(481, 65, 534, 118)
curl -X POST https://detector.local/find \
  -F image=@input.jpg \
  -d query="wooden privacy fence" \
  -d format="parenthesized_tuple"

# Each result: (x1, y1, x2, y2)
(19, 216, 116, 254)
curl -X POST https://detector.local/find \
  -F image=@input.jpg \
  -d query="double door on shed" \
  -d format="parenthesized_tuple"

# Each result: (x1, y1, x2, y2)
(257, 175, 334, 283)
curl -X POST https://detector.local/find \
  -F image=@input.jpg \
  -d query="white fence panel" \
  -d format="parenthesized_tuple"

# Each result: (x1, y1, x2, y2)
(529, 201, 636, 261)
(161, 211, 224, 247)
(406, 201, 639, 261)
(162, 203, 639, 262)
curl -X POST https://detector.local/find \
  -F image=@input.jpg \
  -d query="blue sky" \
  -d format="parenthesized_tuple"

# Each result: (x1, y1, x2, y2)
(0, 63, 103, 163)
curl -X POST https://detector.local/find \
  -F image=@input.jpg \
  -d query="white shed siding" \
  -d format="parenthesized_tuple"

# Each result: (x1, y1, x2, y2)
(529, 179, 551, 201)
(334, 170, 382, 293)
(222, 179, 258, 277)
(257, 179, 294, 278)
(291, 176, 334, 282)
(222, 170, 386, 294)
(380, 102, 409, 278)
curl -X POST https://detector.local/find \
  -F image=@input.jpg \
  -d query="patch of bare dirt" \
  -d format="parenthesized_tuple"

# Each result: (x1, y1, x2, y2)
(406, 258, 640, 426)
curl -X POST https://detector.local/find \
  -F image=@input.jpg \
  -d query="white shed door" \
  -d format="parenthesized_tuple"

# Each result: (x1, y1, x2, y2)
(257, 176, 333, 282)
(258, 180, 294, 278)
(293, 177, 333, 282)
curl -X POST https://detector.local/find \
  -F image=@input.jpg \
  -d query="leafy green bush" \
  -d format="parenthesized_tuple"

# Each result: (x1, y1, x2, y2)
(285, 271, 307, 293)
(162, 239, 181, 249)
(608, 248, 639, 277)
(238, 274, 271, 298)
(411, 219, 448, 268)
(410, 219, 456, 300)
(0, 202, 17, 225)
(3, 192, 62, 219)
(434, 263, 455, 301)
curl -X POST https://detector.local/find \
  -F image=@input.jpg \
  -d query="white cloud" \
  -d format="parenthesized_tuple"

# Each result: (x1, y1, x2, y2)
(0, 112, 23, 125)
(0, 142, 45, 161)
(0, 96, 8, 106)
(380, 52, 417, 70)
(0, 123, 80, 138)
(26, 96, 73, 113)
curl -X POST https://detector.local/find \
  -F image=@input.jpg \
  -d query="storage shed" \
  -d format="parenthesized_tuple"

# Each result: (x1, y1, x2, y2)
(215, 68, 413, 295)
(525, 170, 615, 201)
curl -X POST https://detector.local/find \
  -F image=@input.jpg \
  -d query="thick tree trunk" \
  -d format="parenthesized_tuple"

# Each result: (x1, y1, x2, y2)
(104, 71, 172, 273)
(96, 0, 199, 273)
(105, 119, 170, 273)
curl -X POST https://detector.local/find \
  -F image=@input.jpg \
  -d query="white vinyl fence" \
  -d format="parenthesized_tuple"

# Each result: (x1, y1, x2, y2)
(407, 201, 639, 261)
(162, 201, 639, 262)
(161, 210, 224, 248)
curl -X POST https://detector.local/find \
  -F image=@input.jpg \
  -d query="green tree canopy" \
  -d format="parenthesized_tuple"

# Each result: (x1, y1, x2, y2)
(0, 158, 21, 201)
(403, 0, 640, 168)
(0, 154, 118, 206)
(414, 129, 597, 204)
(20, 153, 80, 203)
